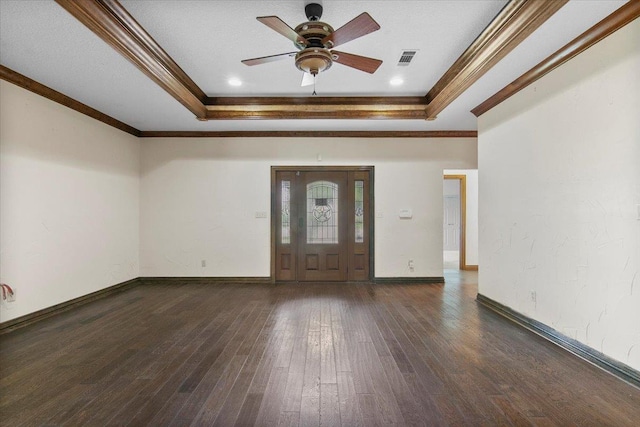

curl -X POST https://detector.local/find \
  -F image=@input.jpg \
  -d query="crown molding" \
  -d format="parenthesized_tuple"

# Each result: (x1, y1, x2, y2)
(54, 0, 431, 121)
(55, 0, 208, 119)
(0, 66, 474, 138)
(139, 130, 477, 138)
(54, 0, 566, 122)
(471, 1, 640, 117)
(0, 65, 141, 136)
(424, 0, 569, 119)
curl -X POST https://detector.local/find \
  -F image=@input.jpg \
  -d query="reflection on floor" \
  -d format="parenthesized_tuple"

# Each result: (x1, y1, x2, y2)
(443, 249, 460, 269)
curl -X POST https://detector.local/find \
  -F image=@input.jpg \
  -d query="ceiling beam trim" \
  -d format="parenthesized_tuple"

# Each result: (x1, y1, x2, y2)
(51, 0, 570, 123)
(207, 97, 428, 106)
(205, 110, 428, 120)
(424, 0, 569, 119)
(55, 0, 208, 119)
(471, 0, 640, 117)
(205, 97, 429, 120)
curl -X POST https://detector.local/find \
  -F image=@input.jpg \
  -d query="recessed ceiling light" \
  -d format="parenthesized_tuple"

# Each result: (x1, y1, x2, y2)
(390, 77, 404, 86)
(228, 78, 242, 87)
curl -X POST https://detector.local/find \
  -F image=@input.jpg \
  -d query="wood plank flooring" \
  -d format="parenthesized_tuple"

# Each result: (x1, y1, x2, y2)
(1, 271, 639, 426)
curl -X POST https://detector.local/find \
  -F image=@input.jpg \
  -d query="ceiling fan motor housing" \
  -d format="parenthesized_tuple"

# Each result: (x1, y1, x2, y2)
(294, 21, 334, 48)
(294, 20, 335, 74)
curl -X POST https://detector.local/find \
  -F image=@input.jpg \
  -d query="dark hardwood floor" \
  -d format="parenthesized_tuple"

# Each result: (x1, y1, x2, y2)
(1, 271, 639, 426)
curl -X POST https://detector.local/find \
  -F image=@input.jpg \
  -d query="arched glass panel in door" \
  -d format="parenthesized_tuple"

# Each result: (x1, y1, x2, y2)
(306, 180, 338, 244)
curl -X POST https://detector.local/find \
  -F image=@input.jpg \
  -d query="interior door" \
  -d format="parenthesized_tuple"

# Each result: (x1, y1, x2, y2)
(443, 195, 460, 251)
(273, 167, 371, 282)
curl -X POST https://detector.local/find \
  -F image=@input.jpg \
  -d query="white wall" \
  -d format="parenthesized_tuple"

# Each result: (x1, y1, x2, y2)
(0, 81, 140, 323)
(140, 138, 477, 278)
(478, 20, 639, 370)
(444, 169, 479, 266)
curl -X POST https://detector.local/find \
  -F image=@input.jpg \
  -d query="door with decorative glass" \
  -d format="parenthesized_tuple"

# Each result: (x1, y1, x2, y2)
(273, 167, 372, 282)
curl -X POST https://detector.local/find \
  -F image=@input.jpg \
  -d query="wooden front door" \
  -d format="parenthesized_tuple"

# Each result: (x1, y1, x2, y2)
(273, 167, 372, 282)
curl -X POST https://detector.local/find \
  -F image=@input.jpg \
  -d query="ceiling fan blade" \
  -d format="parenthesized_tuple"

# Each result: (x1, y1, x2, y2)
(301, 72, 316, 87)
(257, 16, 308, 47)
(322, 12, 380, 48)
(331, 51, 382, 74)
(242, 52, 297, 66)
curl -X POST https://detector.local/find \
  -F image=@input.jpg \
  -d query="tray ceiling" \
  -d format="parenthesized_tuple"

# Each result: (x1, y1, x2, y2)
(0, 0, 628, 133)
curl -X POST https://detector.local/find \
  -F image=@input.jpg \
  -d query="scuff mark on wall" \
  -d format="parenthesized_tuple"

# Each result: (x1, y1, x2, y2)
(585, 322, 590, 342)
(493, 237, 505, 254)
(596, 238, 623, 249)
(598, 307, 607, 323)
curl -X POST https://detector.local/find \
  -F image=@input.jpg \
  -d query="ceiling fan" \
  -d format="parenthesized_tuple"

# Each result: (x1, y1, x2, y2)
(242, 3, 383, 87)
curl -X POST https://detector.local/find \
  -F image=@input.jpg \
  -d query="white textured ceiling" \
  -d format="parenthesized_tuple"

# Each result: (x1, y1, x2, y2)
(0, 0, 627, 132)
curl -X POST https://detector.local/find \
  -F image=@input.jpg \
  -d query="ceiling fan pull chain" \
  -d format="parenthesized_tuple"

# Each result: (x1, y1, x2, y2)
(312, 74, 317, 96)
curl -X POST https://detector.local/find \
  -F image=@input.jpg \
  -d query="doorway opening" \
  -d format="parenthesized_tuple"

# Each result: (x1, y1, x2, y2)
(443, 175, 464, 270)
(271, 166, 374, 282)
(443, 172, 479, 271)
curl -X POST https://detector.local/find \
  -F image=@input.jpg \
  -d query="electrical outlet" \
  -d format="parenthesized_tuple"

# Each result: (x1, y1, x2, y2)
(408, 259, 415, 272)
(530, 290, 536, 303)
(201, 260, 206, 268)
(255, 211, 268, 218)
(6, 288, 16, 303)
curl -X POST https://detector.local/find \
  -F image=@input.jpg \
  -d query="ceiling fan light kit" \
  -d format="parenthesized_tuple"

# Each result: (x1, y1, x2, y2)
(242, 3, 382, 88)
(295, 49, 332, 75)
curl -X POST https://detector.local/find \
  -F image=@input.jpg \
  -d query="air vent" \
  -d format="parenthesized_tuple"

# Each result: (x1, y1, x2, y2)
(397, 50, 417, 66)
